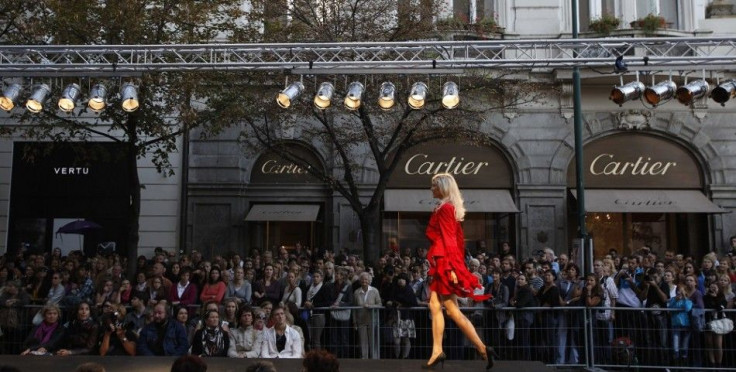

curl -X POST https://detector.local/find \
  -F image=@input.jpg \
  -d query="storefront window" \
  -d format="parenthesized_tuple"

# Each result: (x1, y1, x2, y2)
(383, 212, 513, 257)
(585, 212, 707, 258)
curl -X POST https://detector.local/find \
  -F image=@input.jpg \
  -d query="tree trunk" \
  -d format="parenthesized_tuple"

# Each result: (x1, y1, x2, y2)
(126, 117, 141, 279)
(359, 205, 382, 267)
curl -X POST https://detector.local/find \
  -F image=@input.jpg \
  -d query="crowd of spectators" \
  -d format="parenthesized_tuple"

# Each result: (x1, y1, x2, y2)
(0, 239, 735, 368)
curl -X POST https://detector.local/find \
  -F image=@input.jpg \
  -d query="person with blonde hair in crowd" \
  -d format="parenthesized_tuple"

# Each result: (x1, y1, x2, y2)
(423, 173, 495, 370)
(353, 271, 382, 359)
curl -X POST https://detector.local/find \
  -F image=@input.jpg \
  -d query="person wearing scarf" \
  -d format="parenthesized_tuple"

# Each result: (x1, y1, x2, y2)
(21, 304, 65, 355)
(303, 269, 334, 350)
(56, 301, 99, 355)
(191, 310, 230, 357)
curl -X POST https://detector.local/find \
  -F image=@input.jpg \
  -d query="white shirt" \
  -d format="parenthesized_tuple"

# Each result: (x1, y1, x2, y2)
(260, 325, 303, 358)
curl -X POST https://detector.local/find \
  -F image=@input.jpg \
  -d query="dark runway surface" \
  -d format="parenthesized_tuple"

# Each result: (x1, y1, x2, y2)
(0, 355, 553, 372)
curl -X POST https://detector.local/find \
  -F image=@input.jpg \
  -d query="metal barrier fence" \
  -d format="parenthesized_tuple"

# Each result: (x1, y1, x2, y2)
(3, 304, 736, 369)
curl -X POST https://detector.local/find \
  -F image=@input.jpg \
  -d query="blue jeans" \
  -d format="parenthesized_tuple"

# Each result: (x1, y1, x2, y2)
(672, 327, 690, 359)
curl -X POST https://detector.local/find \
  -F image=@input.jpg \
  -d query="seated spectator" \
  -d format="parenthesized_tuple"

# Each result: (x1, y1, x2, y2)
(75, 362, 105, 372)
(222, 298, 239, 328)
(132, 272, 150, 303)
(137, 302, 189, 356)
(56, 301, 99, 356)
(169, 268, 198, 307)
(228, 306, 263, 358)
(225, 267, 252, 305)
(115, 279, 133, 306)
(191, 309, 231, 357)
(0, 280, 31, 351)
(147, 277, 168, 308)
(61, 265, 95, 307)
(174, 305, 197, 346)
(261, 305, 303, 358)
(95, 280, 117, 310)
(20, 304, 65, 355)
(200, 266, 226, 304)
(303, 349, 340, 372)
(124, 292, 150, 335)
(99, 304, 137, 356)
(171, 355, 207, 372)
(244, 361, 277, 372)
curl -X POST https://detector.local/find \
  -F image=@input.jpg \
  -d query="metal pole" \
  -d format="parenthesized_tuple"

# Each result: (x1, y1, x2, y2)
(572, 1, 594, 370)
(571, 0, 589, 273)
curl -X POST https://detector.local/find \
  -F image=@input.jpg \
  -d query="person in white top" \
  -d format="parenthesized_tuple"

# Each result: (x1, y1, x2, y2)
(353, 271, 382, 359)
(260, 305, 303, 358)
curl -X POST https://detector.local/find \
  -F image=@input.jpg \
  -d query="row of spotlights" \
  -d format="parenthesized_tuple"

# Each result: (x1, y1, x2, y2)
(610, 79, 736, 107)
(277, 81, 460, 110)
(0, 83, 140, 113)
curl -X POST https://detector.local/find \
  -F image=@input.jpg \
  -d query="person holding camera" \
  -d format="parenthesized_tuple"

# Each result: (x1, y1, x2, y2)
(99, 304, 137, 356)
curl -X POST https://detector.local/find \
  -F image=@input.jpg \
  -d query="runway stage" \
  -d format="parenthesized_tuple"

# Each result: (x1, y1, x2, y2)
(0, 356, 553, 372)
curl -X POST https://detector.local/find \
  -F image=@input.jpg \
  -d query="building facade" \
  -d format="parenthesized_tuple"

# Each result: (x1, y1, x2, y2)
(3, 1, 736, 261)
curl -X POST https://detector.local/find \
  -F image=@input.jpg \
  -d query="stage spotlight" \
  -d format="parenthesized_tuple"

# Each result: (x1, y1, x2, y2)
(314, 82, 334, 110)
(711, 80, 736, 106)
(25, 84, 51, 113)
(675, 80, 709, 105)
(408, 82, 428, 109)
(58, 83, 82, 113)
(610, 81, 645, 106)
(441, 81, 459, 109)
(88, 83, 108, 112)
(378, 82, 396, 110)
(120, 83, 140, 112)
(344, 82, 364, 111)
(277, 82, 304, 109)
(0, 83, 22, 112)
(644, 81, 677, 106)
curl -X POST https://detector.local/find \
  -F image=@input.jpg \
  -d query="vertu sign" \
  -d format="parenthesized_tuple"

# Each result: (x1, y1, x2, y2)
(567, 134, 702, 189)
(388, 141, 513, 189)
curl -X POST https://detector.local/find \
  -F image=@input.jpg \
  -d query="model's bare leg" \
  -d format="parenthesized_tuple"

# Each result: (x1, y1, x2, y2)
(427, 291, 445, 363)
(442, 295, 486, 355)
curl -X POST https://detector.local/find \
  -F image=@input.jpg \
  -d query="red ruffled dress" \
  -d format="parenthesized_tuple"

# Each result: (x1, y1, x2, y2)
(426, 203, 491, 301)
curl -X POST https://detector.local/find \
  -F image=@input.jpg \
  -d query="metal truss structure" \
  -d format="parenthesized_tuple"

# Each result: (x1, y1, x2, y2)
(2, 37, 736, 76)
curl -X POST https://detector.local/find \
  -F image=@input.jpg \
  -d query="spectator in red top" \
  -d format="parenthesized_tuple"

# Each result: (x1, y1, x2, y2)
(170, 268, 198, 307)
(200, 266, 226, 304)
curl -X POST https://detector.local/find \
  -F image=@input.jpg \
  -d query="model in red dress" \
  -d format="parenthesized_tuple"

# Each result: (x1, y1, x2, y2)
(423, 173, 497, 370)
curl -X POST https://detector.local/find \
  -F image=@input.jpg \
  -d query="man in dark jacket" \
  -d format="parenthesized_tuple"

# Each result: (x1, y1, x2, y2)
(137, 302, 189, 356)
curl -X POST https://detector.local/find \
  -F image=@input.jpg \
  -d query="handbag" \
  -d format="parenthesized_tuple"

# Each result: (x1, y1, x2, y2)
(690, 308, 705, 332)
(708, 317, 734, 335)
(505, 313, 515, 340)
(0, 307, 20, 329)
(330, 283, 351, 322)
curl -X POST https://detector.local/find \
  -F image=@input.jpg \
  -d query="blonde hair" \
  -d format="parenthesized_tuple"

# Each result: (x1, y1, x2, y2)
(431, 173, 465, 221)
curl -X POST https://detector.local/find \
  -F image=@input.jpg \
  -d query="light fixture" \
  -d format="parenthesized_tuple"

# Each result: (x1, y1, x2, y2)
(0, 83, 22, 112)
(88, 83, 108, 112)
(378, 82, 396, 110)
(344, 81, 364, 111)
(58, 83, 82, 113)
(610, 81, 645, 106)
(644, 80, 677, 106)
(408, 82, 428, 109)
(441, 81, 460, 109)
(313, 82, 334, 110)
(711, 80, 736, 106)
(120, 83, 140, 112)
(276, 82, 304, 109)
(675, 80, 709, 106)
(25, 84, 51, 113)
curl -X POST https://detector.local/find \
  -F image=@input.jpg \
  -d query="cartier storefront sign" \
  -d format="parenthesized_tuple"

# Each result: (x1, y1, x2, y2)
(251, 145, 324, 184)
(387, 141, 513, 189)
(567, 134, 703, 189)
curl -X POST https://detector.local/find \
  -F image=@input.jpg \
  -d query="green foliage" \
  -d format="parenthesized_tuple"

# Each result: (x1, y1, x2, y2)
(631, 14, 667, 35)
(588, 14, 620, 36)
